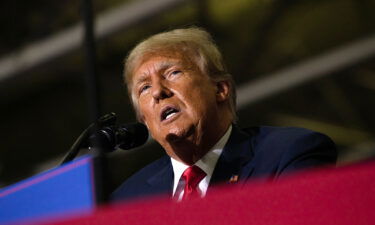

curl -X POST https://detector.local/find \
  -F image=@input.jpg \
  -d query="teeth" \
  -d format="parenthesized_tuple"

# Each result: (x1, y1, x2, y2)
(161, 107, 179, 121)
(165, 112, 176, 120)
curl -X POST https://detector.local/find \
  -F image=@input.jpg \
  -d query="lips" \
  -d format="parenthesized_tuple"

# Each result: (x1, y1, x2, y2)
(160, 106, 180, 121)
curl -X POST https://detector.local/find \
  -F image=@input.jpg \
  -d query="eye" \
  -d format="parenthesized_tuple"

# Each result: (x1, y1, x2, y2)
(139, 84, 151, 95)
(167, 70, 182, 78)
(171, 70, 181, 75)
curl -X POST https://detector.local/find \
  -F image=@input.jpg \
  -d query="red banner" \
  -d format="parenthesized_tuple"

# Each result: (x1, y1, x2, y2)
(42, 161, 375, 225)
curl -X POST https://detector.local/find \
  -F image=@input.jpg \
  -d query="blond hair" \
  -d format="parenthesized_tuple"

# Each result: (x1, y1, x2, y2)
(124, 27, 236, 121)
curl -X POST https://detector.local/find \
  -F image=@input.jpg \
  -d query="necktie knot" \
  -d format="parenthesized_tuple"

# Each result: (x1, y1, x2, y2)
(181, 165, 206, 199)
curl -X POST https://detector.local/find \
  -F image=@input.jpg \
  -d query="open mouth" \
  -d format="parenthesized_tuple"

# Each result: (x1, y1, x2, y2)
(160, 106, 180, 121)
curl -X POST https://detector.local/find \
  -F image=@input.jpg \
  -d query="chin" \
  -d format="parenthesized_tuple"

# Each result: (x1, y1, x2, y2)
(164, 121, 191, 137)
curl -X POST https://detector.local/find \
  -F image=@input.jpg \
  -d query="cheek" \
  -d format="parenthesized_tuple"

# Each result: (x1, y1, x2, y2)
(137, 99, 152, 121)
(189, 84, 216, 106)
(182, 92, 215, 122)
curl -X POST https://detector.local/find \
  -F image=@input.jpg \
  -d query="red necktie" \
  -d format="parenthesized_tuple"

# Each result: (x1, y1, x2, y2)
(181, 165, 206, 200)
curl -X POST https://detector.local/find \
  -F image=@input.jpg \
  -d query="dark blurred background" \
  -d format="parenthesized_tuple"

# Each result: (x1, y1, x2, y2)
(1, 0, 375, 192)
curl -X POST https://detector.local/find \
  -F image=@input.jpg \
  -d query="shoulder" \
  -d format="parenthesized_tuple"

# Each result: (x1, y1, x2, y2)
(245, 125, 327, 140)
(244, 126, 335, 151)
(241, 126, 337, 177)
(110, 155, 171, 202)
(121, 155, 171, 184)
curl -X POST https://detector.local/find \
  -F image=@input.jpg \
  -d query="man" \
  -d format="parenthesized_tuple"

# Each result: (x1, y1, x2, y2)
(111, 27, 337, 202)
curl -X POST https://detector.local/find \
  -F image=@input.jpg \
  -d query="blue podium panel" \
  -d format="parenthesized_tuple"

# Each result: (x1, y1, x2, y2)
(0, 156, 97, 224)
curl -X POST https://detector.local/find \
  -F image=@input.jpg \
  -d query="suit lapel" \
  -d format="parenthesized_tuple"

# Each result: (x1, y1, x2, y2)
(143, 126, 256, 197)
(146, 156, 174, 196)
(210, 126, 255, 186)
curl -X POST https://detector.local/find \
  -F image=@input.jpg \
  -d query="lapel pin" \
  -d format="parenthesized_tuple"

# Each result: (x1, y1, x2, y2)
(229, 175, 239, 183)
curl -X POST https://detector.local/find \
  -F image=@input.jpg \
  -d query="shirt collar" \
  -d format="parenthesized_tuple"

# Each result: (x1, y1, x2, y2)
(171, 125, 232, 194)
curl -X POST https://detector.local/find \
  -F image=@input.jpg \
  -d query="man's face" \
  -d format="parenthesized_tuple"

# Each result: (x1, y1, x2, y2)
(131, 54, 228, 164)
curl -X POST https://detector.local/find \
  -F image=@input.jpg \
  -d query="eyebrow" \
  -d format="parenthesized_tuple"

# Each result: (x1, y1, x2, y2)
(158, 61, 178, 72)
(134, 74, 149, 87)
(133, 60, 181, 86)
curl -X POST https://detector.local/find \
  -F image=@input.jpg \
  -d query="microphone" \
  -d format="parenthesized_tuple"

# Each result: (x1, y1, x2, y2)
(89, 123, 149, 152)
(60, 112, 118, 165)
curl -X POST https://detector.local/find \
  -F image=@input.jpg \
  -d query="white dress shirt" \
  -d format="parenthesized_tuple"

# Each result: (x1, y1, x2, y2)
(171, 125, 232, 200)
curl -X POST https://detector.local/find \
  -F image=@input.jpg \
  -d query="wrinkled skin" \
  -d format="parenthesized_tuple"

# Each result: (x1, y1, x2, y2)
(131, 54, 232, 165)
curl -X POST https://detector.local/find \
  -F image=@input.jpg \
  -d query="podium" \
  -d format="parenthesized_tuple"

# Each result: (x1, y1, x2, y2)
(0, 156, 99, 224)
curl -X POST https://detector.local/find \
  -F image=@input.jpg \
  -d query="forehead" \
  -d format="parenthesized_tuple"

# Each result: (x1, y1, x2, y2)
(131, 54, 193, 82)
(137, 56, 179, 72)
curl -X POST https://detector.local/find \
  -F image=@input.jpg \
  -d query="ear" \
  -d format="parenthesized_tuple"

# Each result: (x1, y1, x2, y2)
(215, 80, 230, 103)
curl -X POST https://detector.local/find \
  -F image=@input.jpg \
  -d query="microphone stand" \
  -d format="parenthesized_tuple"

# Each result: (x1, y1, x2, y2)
(59, 113, 116, 204)
(59, 112, 116, 166)
(59, 113, 148, 204)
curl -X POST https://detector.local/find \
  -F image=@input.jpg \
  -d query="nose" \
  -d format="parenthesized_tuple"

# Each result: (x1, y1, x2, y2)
(151, 80, 172, 102)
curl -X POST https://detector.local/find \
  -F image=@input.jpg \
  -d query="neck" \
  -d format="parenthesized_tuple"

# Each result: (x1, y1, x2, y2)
(169, 120, 232, 165)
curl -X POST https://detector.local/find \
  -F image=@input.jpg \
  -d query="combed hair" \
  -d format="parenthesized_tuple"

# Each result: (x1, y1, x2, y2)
(123, 27, 237, 121)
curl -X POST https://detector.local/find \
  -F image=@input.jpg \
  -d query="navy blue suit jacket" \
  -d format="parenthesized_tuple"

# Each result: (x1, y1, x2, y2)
(110, 126, 337, 203)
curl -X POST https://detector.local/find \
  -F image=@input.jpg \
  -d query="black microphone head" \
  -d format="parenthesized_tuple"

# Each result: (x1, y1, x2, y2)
(88, 123, 148, 152)
(88, 126, 117, 152)
(117, 123, 149, 150)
